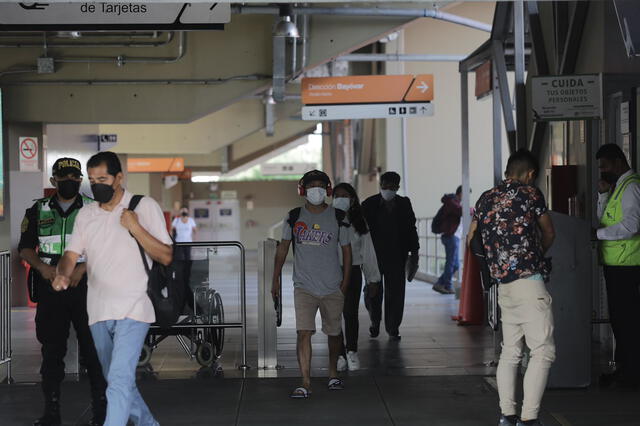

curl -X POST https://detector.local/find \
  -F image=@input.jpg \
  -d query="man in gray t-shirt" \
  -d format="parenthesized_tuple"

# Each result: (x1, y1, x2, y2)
(282, 205, 350, 296)
(272, 170, 352, 398)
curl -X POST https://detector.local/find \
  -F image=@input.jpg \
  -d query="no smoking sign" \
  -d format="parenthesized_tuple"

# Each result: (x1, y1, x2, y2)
(19, 137, 39, 172)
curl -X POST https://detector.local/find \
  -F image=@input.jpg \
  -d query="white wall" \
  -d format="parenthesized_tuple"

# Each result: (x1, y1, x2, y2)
(127, 173, 152, 197)
(390, 2, 511, 219)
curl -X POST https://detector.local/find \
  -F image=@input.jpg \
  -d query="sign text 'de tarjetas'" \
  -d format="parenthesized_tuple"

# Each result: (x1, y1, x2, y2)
(80, 3, 149, 16)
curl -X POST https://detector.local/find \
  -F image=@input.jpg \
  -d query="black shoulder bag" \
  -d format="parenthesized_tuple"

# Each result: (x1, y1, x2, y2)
(128, 195, 185, 328)
(470, 223, 494, 292)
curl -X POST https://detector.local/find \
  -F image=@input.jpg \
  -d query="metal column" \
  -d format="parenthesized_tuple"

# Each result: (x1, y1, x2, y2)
(492, 60, 503, 186)
(492, 41, 517, 153)
(258, 240, 279, 369)
(460, 71, 471, 238)
(401, 117, 409, 195)
(513, 0, 527, 150)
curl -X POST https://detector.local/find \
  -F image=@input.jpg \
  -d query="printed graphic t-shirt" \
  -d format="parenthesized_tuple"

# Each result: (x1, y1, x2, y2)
(282, 206, 350, 296)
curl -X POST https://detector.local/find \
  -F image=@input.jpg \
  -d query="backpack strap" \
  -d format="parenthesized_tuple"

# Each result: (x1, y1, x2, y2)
(127, 195, 151, 275)
(287, 207, 301, 229)
(128, 195, 144, 212)
(287, 207, 301, 252)
(334, 209, 350, 228)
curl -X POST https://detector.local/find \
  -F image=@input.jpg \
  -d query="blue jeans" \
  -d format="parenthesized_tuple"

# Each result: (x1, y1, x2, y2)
(90, 319, 158, 426)
(437, 235, 460, 288)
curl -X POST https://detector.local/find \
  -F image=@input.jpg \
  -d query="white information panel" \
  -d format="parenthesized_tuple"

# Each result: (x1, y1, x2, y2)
(302, 102, 433, 121)
(531, 74, 602, 121)
(0, 3, 230, 29)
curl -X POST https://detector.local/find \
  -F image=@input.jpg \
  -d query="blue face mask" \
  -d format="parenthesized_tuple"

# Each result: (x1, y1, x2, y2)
(332, 197, 351, 212)
(306, 187, 327, 205)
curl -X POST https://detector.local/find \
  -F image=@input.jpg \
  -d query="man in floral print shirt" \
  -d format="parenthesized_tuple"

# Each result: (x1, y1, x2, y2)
(467, 149, 556, 426)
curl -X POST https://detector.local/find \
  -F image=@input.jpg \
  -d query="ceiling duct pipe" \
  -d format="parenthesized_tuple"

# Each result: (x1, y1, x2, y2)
(0, 32, 176, 49)
(263, 88, 276, 137)
(233, 6, 492, 33)
(339, 54, 467, 62)
(54, 31, 186, 66)
(272, 4, 299, 102)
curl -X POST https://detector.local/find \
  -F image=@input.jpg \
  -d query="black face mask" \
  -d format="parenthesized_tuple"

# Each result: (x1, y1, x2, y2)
(601, 172, 619, 186)
(57, 180, 81, 200)
(91, 183, 115, 204)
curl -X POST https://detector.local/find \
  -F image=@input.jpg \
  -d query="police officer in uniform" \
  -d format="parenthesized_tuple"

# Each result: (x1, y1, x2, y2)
(595, 144, 640, 390)
(19, 158, 107, 426)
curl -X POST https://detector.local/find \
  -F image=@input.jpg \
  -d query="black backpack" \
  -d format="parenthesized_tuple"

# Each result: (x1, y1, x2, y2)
(129, 195, 185, 328)
(286, 207, 349, 251)
(431, 205, 446, 234)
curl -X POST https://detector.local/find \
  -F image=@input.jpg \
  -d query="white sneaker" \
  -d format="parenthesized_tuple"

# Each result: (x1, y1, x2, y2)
(337, 355, 348, 372)
(346, 351, 360, 371)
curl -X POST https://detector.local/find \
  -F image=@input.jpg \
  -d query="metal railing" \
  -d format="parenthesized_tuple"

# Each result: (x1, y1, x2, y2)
(0, 251, 11, 383)
(258, 239, 281, 370)
(150, 242, 249, 370)
(416, 217, 462, 286)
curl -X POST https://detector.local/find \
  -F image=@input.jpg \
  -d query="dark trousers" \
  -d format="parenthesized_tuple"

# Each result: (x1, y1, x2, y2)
(35, 279, 107, 398)
(342, 265, 363, 353)
(174, 246, 197, 314)
(437, 235, 460, 288)
(365, 259, 406, 336)
(603, 265, 640, 381)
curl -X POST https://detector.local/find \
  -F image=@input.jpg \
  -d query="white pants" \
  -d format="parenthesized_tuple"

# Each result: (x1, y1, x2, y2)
(496, 278, 556, 421)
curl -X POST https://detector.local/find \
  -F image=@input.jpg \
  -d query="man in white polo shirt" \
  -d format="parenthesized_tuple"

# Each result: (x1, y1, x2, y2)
(53, 152, 173, 426)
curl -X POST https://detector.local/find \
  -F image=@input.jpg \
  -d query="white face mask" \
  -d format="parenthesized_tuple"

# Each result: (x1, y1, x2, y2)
(306, 187, 327, 205)
(380, 189, 397, 201)
(332, 197, 351, 212)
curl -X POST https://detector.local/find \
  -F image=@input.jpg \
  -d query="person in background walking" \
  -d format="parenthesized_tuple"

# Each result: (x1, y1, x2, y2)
(172, 207, 197, 296)
(432, 185, 463, 295)
(332, 183, 381, 372)
(172, 207, 197, 244)
(362, 172, 419, 341)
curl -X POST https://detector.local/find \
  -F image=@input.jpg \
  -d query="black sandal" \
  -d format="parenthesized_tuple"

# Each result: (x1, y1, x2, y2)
(328, 378, 344, 390)
(290, 386, 311, 399)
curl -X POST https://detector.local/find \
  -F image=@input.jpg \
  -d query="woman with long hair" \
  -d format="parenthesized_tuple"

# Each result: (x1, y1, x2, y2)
(332, 183, 381, 371)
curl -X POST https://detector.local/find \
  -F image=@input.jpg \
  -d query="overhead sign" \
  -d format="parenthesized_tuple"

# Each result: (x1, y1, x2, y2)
(302, 75, 434, 105)
(0, 3, 229, 30)
(302, 102, 434, 121)
(220, 190, 238, 200)
(99, 134, 117, 144)
(475, 61, 492, 99)
(128, 157, 184, 173)
(19, 137, 39, 172)
(532, 74, 602, 121)
(261, 163, 315, 176)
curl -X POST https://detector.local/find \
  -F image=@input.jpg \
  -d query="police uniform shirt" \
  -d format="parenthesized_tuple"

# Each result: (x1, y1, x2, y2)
(18, 195, 86, 262)
(597, 169, 640, 241)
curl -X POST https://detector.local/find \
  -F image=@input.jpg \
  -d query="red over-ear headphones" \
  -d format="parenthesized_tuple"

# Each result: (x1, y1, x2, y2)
(298, 170, 332, 197)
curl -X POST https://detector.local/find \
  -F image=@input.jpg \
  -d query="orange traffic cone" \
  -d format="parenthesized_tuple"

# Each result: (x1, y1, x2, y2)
(452, 248, 484, 325)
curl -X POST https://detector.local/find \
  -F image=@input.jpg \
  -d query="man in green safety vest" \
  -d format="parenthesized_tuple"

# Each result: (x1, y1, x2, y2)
(19, 158, 107, 426)
(595, 144, 640, 390)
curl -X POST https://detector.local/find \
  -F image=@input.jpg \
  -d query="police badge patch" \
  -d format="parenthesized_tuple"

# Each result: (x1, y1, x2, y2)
(21, 217, 29, 233)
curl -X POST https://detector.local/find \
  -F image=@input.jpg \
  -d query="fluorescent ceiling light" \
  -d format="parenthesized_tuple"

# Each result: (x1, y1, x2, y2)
(191, 172, 221, 183)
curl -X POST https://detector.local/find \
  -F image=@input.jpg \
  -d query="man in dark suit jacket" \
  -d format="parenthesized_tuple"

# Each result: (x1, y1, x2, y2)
(362, 171, 419, 340)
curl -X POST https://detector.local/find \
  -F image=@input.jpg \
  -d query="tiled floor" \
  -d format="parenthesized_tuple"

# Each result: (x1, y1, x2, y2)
(1, 252, 638, 425)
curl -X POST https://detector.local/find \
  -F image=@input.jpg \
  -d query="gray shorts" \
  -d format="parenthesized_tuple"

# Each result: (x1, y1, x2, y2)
(294, 287, 344, 336)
